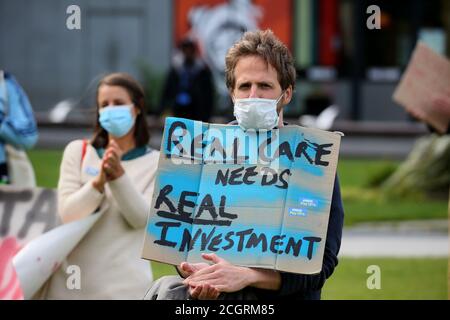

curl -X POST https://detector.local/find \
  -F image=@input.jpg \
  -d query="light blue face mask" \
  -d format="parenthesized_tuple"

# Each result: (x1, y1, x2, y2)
(99, 105, 135, 137)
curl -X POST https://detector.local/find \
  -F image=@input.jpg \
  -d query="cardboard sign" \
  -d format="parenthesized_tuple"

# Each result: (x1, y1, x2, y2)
(393, 42, 450, 134)
(0, 185, 59, 299)
(0, 185, 104, 299)
(0, 185, 60, 246)
(142, 117, 341, 274)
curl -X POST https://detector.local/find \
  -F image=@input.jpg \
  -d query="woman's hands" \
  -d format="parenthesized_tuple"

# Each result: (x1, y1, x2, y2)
(91, 140, 125, 193)
(102, 140, 125, 181)
(92, 166, 106, 193)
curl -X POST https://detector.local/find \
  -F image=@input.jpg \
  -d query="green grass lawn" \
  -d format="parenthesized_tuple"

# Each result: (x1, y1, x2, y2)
(151, 261, 178, 281)
(322, 257, 448, 300)
(150, 258, 448, 300)
(337, 159, 448, 225)
(28, 150, 449, 226)
(28, 149, 62, 189)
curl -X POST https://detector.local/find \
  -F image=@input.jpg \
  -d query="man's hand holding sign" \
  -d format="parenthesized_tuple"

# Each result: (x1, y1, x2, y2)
(182, 253, 282, 298)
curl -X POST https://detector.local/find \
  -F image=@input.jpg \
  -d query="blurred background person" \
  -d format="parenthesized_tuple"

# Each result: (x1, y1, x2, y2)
(159, 37, 215, 122)
(0, 70, 38, 187)
(43, 73, 159, 299)
(384, 42, 450, 199)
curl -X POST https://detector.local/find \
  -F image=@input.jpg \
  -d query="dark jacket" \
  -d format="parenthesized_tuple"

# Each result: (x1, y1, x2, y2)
(160, 58, 214, 122)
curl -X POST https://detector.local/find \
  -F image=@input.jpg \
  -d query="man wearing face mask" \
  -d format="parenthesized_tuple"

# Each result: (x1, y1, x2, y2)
(146, 30, 344, 301)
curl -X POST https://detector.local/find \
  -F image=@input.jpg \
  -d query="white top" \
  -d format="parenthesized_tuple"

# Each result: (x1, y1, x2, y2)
(45, 140, 159, 299)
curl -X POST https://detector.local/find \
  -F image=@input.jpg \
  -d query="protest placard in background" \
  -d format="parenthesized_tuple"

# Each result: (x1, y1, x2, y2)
(142, 117, 342, 274)
(0, 186, 60, 246)
(393, 42, 450, 134)
(0, 186, 60, 300)
(0, 186, 102, 299)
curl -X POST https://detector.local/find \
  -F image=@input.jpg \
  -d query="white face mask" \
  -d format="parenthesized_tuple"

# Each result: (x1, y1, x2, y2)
(233, 92, 284, 130)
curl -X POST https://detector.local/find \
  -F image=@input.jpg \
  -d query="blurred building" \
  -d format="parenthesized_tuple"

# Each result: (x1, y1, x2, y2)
(0, 0, 173, 122)
(0, 0, 449, 124)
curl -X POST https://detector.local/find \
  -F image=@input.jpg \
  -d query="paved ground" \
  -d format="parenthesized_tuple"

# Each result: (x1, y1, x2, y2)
(340, 220, 449, 257)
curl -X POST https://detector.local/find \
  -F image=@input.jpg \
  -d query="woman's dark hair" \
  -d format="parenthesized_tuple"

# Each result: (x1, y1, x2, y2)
(91, 72, 150, 149)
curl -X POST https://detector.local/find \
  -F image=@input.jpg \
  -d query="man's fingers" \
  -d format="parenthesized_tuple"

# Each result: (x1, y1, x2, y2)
(213, 285, 227, 292)
(202, 253, 223, 264)
(205, 284, 219, 300)
(197, 284, 210, 300)
(183, 265, 217, 283)
(185, 272, 216, 285)
(190, 284, 219, 301)
(210, 286, 220, 299)
(196, 284, 219, 300)
(180, 262, 195, 275)
(189, 285, 201, 300)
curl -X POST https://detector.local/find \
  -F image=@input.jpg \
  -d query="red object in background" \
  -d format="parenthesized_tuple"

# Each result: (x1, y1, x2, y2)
(319, 0, 339, 66)
(0, 237, 24, 300)
(174, 0, 293, 50)
(175, 0, 223, 44)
